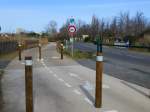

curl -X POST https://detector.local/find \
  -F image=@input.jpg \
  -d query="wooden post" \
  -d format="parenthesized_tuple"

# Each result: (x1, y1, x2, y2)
(18, 44, 22, 61)
(61, 44, 63, 60)
(39, 44, 41, 60)
(95, 42, 103, 108)
(25, 56, 33, 112)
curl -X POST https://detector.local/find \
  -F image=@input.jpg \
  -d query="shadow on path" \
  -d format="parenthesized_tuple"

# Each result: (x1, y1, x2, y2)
(80, 85, 95, 106)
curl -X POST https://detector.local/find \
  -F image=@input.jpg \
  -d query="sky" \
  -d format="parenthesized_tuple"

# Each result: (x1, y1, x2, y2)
(0, 0, 150, 33)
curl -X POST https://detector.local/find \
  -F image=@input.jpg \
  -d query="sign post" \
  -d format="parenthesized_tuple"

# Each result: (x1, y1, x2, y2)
(68, 17, 76, 57)
(95, 35, 103, 108)
(25, 56, 33, 112)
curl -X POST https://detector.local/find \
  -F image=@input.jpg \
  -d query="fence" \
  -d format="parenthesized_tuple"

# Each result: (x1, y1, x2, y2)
(0, 41, 18, 54)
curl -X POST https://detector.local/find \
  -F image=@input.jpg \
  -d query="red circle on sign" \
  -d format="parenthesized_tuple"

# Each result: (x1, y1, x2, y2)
(68, 25, 76, 33)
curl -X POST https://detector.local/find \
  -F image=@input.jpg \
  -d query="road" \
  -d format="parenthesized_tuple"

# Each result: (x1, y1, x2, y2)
(74, 42, 150, 89)
(1, 43, 150, 112)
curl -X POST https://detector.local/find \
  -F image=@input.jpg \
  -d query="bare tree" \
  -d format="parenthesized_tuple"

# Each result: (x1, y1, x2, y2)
(90, 15, 100, 40)
(45, 20, 57, 36)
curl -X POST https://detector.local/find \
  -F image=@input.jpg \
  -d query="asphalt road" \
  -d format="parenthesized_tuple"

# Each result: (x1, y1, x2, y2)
(1, 43, 150, 112)
(74, 42, 150, 89)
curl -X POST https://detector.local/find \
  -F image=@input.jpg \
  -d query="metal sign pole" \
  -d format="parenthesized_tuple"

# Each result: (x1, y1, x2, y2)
(71, 34, 74, 57)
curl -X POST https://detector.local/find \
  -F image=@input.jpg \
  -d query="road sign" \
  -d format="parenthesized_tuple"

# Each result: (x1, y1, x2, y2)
(68, 25, 76, 33)
(69, 18, 75, 25)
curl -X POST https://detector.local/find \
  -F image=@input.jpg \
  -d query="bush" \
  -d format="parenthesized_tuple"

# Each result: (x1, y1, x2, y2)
(84, 37, 91, 42)
(0, 69, 4, 79)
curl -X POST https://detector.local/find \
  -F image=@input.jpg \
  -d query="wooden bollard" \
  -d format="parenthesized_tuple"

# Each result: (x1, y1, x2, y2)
(25, 56, 33, 112)
(38, 44, 41, 60)
(60, 44, 63, 60)
(18, 44, 22, 61)
(95, 42, 103, 108)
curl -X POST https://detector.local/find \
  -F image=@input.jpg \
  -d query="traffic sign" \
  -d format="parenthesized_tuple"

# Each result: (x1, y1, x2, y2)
(68, 25, 76, 33)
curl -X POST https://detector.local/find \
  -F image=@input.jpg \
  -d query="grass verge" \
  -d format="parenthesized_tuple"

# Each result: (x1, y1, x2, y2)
(0, 51, 18, 60)
(63, 49, 94, 59)
(0, 69, 4, 80)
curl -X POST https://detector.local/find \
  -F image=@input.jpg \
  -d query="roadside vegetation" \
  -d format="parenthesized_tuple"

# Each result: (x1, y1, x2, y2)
(64, 49, 94, 59)
(0, 51, 18, 60)
(0, 69, 4, 80)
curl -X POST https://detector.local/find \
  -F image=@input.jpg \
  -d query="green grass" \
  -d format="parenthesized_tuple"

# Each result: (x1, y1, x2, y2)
(63, 49, 94, 59)
(0, 69, 4, 80)
(0, 51, 18, 60)
(129, 48, 150, 55)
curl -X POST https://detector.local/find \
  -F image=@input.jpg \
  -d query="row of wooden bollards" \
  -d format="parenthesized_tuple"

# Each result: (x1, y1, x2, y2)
(18, 41, 103, 112)
(18, 43, 64, 112)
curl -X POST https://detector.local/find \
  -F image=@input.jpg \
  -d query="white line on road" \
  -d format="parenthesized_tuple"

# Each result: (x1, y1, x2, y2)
(48, 70, 53, 73)
(54, 74, 58, 78)
(65, 83, 72, 88)
(21, 62, 25, 65)
(41, 58, 44, 61)
(58, 78, 65, 82)
(83, 81, 94, 91)
(84, 98, 93, 105)
(104, 110, 118, 112)
(51, 56, 60, 59)
(73, 89, 81, 95)
(69, 73, 82, 80)
(103, 84, 110, 89)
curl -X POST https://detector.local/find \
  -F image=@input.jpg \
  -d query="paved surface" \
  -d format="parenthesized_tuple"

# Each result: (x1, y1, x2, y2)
(74, 42, 150, 89)
(1, 43, 150, 112)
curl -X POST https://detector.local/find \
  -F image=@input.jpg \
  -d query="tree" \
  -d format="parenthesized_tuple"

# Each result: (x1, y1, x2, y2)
(45, 20, 57, 36)
(90, 15, 100, 40)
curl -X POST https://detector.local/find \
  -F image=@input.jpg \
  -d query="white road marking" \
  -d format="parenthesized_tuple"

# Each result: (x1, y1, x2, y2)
(73, 89, 81, 95)
(21, 62, 25, 65)
(54, 74, 58, 78)
(103, 84, 110, 89)
(48, 70, 53, 73)
(51, 56, 60, 59)
(58, 78, 64, 82)
(84, 98, 93, 105)
(65, 83, 72, 88)
(104, 110, 118, 112)
(69, 73, 82, 80)
(83, 81, 94, 91)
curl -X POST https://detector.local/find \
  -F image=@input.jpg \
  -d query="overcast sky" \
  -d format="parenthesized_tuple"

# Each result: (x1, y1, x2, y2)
(0, 0, 150, 33)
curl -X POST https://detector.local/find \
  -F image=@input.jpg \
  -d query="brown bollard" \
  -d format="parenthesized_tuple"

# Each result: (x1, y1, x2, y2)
(60, 44, 63, 60)
(95, 52, 103, 108)
(39, 44, 41, 60)
(18, 44, 22, 61)
(25, 56, 33, 112)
